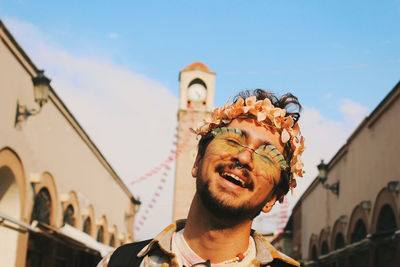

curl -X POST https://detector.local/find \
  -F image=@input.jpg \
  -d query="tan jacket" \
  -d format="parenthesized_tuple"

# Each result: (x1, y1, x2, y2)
(99, 220, 300, 267)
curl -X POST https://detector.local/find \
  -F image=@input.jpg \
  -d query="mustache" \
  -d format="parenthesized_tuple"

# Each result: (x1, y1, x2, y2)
(215, 163, 253, 190)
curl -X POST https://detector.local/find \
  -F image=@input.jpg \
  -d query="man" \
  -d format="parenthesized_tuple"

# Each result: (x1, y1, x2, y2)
(99, 89, 305, 267)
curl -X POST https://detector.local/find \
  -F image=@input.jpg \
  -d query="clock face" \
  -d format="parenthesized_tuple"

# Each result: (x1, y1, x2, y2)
(188, 83, 206, 102)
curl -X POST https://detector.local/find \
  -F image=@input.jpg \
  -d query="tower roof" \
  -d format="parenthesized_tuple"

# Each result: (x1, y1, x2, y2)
(179, 62, 215, 81)
(182, 62, 212, 73)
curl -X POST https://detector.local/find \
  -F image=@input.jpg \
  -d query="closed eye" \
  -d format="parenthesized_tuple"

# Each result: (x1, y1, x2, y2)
(226, 139, 242, 146)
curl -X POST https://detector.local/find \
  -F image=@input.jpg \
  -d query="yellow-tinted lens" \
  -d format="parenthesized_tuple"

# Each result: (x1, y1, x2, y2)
(213, 137, 244, 155)
(255, 145, 288, 170)
(211, 127, 287, 171)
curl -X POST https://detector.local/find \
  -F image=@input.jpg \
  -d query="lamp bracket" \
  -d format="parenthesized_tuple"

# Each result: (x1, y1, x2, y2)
(15, 101, 42, 126)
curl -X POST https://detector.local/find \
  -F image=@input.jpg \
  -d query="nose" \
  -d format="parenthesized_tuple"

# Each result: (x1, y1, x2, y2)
(233, 147, 254, 170)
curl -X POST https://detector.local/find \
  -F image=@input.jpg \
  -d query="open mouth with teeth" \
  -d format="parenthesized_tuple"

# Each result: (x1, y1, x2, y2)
(220, 172, 246, 188)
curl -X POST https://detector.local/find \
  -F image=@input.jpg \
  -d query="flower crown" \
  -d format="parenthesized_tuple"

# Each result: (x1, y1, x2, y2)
(193, 96, 305, 191)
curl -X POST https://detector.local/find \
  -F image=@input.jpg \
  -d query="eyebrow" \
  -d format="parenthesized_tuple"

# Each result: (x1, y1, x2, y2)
(212, 127, 244, 137)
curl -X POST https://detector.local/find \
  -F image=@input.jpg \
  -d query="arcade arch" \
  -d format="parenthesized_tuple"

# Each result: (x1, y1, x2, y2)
(319, 228, 330, 255)
(330, 216, 347, 250)
(61, 190, 81, 228)
(347, 205, 369, 243)
(30, 172, 60, 227)
(0, 147, 28, 267)
(371, 188, 399, 234)
(96, 215, 109, 244)
(82, 204, 95, 238)
(308, 234, 318, 261)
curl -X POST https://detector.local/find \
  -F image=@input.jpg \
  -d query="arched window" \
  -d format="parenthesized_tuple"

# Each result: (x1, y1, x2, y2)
(374, 205, 398, 266)
(83, 217, 91, 235)
(188, 78, 207, 89)
(334, 235, 346, 267)
(351, 219, 367, 243)
(63, 204, 75, 226)
(97, 226, 104, 243)
(377, 205, 397, 233)
(349, 219, 369, 267)
(321, 241, 329, 255)
(311, 245, 318, 261)
(109, 234, 115, 247)
(334, 233, 345, 250)
(30, 188, 51, 224)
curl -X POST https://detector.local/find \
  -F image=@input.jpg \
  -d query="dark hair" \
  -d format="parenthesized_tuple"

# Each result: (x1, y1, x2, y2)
(197, 89, 302, 202)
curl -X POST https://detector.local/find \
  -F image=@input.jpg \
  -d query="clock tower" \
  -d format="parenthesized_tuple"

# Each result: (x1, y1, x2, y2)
(173, 62, 216, 220)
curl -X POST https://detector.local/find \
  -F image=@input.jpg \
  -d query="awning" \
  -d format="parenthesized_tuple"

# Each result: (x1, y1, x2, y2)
(0, 212, 114, 257)
(60, 224, 115, 257)
(0, 211, 37, 233)
(32, 221, 115, 257)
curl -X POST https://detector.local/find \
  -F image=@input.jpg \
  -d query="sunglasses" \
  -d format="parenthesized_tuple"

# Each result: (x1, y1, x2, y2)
(211, 127, 288, 171)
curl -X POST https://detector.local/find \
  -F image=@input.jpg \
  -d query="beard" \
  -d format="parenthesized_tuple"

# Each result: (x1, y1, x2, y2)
(197, 178, 269, 222)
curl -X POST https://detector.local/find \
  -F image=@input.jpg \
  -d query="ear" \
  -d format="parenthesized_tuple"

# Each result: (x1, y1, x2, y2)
(261, 194, 277, 213)
(191, 153, 202, 178)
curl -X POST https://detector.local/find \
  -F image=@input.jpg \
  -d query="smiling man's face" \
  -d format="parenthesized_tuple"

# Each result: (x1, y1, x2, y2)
(192, 118, 285, 220)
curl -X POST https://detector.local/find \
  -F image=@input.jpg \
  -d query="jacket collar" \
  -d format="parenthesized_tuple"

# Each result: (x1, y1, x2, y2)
(137, 220, 299, 266)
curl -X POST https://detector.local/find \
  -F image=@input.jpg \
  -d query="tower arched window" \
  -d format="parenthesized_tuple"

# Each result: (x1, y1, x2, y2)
(188, 78, 207, 89)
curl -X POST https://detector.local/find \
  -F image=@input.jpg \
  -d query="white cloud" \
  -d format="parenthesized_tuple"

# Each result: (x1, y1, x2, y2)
(339, 98, 368, 126)
(5, 17, 178, 240)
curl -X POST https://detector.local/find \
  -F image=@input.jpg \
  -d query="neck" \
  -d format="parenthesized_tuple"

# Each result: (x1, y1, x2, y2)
(183, 193, 253, 263)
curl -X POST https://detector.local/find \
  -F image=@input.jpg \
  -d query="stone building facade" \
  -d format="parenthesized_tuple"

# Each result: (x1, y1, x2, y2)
(0, 20, 138, 267)
(274, 82, 400, 267)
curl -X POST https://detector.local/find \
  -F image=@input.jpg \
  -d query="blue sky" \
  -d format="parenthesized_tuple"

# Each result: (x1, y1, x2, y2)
(2, 0, 399, 114)
(1, 0, 399, 239)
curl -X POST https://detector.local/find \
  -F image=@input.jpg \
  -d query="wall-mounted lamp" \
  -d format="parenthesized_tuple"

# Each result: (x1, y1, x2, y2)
(317, 160, 328, 183)
(317, 159, 340, 196)
(15, 70, 51, 126)
(387, 181, 399, 193)
(132, 197, 141, 213)
(360, 200, 371, 211)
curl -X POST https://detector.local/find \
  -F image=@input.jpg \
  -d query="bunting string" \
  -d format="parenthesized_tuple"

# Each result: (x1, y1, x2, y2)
(130, 107, 196, 185)
(276, 197, 290, 234)
(134, 108, 197, 232)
